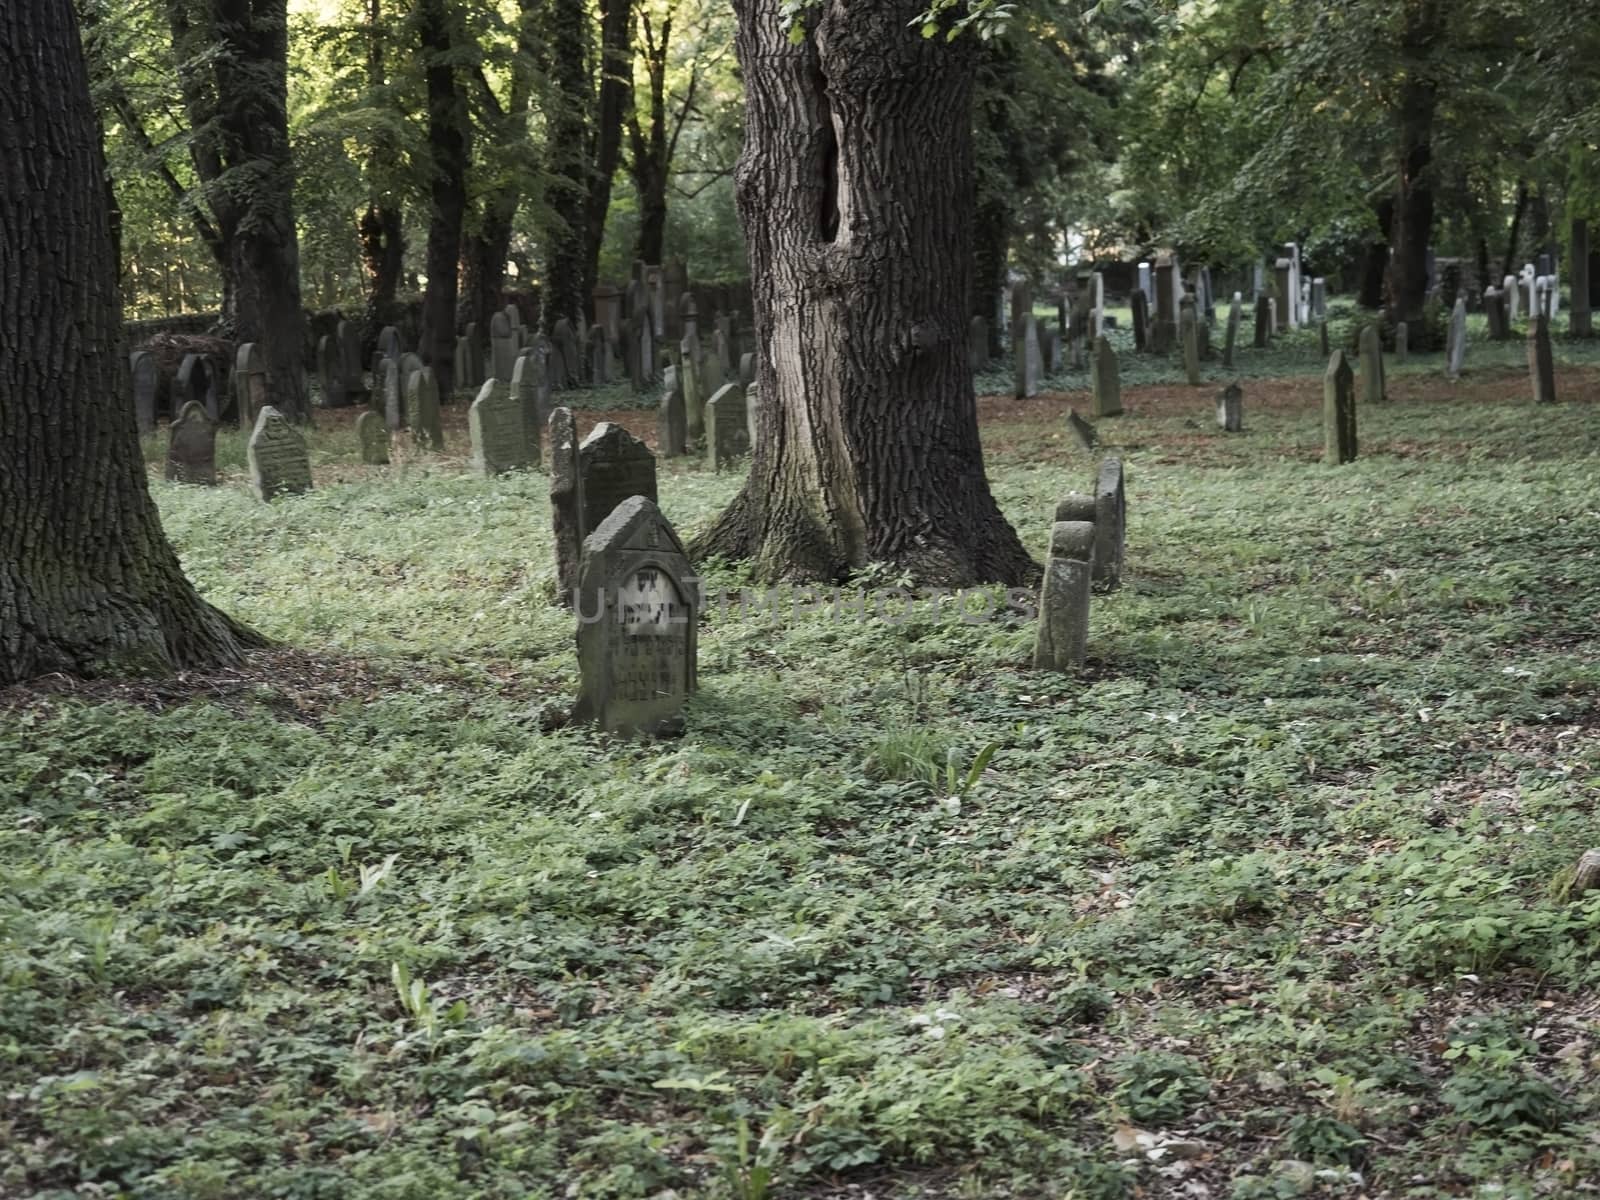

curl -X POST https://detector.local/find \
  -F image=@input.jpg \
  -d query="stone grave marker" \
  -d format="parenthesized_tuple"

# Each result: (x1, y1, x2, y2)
(338, 321, 363, 393)
(1067, 409, 1098, 453)
(1013, 314, 1040, 398)
(382, 359, 403, 431)
(572, 496, 698, 737)
(317, 335, 345, 409)
(1318, 320, 1330, 358)
(512, 353, 547, 458)
(1032, 519, 1095, 672)
(469, 379, 535, 475)
(703, 350, 726, 398)
(579, 421, 659, 538)
(1395, 320, 1408, 364)
(705, 384, 750, 471)
(1090, 335, 1121, 418)
(590, 324, 609, 384)
(1358, 323, 1385, 403)
(377, 326, 402, 363)
(739, 351, 757, 387)
(1485, 288, 1507, 340)
(657, 365, 686, 457)
(682, 351, 705, 443)
(1253, 296, 1272, 348)
(554, 318, 580, 388)
(1323, 350, 1357, 465)
(357, 410, 390, 464)
(1445, 301, 1467, 379)
(1180, 298, 1201, 385)
(1222, 298, 1240, 368)
(1093, 457, 1125, 590)
(247, 405, 312, 501)
(235, 342, 268, 426)
(130, 350, 158, 434)
(176, 354, 217, 420)
(409, 366, 444, 450)
(1529, 312, 1557, 404)
(490, 312, 516, 383)
(1217, 383, 1243, 432)
(165, 402, 216, 486)
(550, 407, 581, 600)
(1131, 288, 1150, 353)
(398, 353, 423, 420)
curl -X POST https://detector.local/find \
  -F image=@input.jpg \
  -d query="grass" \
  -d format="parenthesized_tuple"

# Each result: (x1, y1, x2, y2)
(6, 341, 1600, 1199)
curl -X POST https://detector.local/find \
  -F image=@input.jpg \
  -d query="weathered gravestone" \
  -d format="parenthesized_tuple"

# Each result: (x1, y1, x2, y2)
(409, 366, 444, 451)
(1032, 520, 1095, 672)
(165, 402, 217, 485)
(1090, 335, 1122, 418)
(377, 326, 403, 364)
(1394, 320, 1408, 365)
(490, 312, 516, 383)
(703, 349, 727, 398)
(1042, 329, 1062, 375)
(705, 384, 750, 471)
(745, 382, 763, 448)
(1323, 350, 1357, 466)
(357, 410, 390, 464)
(234, 343, 268, 426)
(1253, 296, 1272, 348)
(247, 405, 312, 501)
(512, 353, 546, 459)
(469, 380, 536, 475)
(1217, 383, 1243, 432)
(317, 335, 346, 409)
(712, 328, 733, 381)
(382, 359, 403, 431)
(1222, 298, 1240, 368)
(681, 350, 706, 443)
(969, 316, 990, 371)
(1093, 457, 1126, 590)
(1358, 324, 1385, 403)
(1013, 314, 1041, 398)
(1180, 298, 1201, 385)
(130, 351, 158, 434)
(657, 365, 686, 457)
(550, 407, 582, 601)
(1503, 274, 1520, 320)
(398, 353, 424, 422)
(579, 421, 659, 538)
(1445, 301, 1467, 379)
(1319, 320, 1331, 358)
(1528, 312, 1557, 404)
(572, 496, 698, 737)
(1484, 288, 1508, 340)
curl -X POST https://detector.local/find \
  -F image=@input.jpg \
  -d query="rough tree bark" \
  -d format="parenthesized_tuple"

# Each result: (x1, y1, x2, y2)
(1383, 0, 1439, 336)
(1, 0, 260, 684)
(213, 0, 308, 419)
(417, 0, 470, 394)
(689, 0, 1034, 587)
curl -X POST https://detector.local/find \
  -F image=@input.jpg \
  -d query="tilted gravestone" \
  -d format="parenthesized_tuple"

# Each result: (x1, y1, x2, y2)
(165, 401, 217, 486)
(1067, 409, 1098, 454)
(234, 342, 268, 426)
(1357, 323, 1385, 403)
(550, 407, 582, 602)
(1323, 350, 1357, 465)
(705, 384, 750, 471)
(1445, 301, 1467, 379)
(409, 366, 444, 451)
(1013, 314, 1040, 398)
(579, 421, 659, 539)
(1093, 457, 1126, 590)
(357, 410, 390, 464)
(512, 353, 546, 460)
(1090, 335, 1122, 418)
(1217, 383, 1243, 432)
(1222, 299, 1240, 369)
(469, 379, 536, 475)
(317, 334, 346, 409)
(1032, 520, 1095, 672)
(247, 405, 312, 501)
(572, 496, 698, 737)
(969, 316, 990, 371)
(1528, 312, 1557, 404)
(130, 351, 158, 434)
(490, 312, 516, 383)
(657, 365, 686, 457)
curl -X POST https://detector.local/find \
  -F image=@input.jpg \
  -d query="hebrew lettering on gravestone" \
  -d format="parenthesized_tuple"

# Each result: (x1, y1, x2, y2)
(573, 496, 698, 737)
(247, 405, 312, 501)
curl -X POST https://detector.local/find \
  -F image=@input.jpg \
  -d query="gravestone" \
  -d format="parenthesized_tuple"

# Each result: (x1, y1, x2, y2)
(1217, 383, 1243, 432)
(1485, 287, 1507, 340)
(1572, 219, 1592, 337)
(739, 351, 757, 387)
(512, 352, 547, 457)
(469, 380, 535, 475)
(1067, 409, 1098, 453)
(1318, 320, 1330, 358)
(657, 364, 686, 457)
(1394, 320, 1408, 364)
(382, 359, 403, 431)
(1090, 335, 1122, 418)
(1222, 298, 1240, 368)
(490, 312, 516, 383)
(1503, 274, 1520, 320)
(1131, 288, 1150, 353)
(705, 384, 750, 471)
(409, 366, 444, 450)
(593, 285, 624, 347)
(130, 351, 158, 434)
(572, 496, 698, 737)
(377, 326, 402, 363)
(1032, 520, 1095, 672)
(745, 382, 763, 448)
(1528, 312, 1557, 404)
(397, 353, 424, 424)
(969, 316, 990, 371)
(234, 342, 268, 426)
(1274, 258, 1295, 328)
(1323, 350, 1357, 465)
(1180, 299, 1201, 385)
(317, 335, 345, 408)
(579, 421, 659, 538)
(1358, 323, 1385, 403)
(590, 324, 609, 385)
(164, 402, 216, 485)
(711, 328, 733, 381)
(454, 335, 474, 390)
(176, 354, 217, 420)
(681, 351, 706, 442)
(634, 313, 655, 390)
(703, 351, 727, 398)
(1310, 278, 1327, 320)
(339, 320, 363, 393)
(1013, 314, 1041, 398)
(550, 407, 581, 601)
(1445, 301, 1467, 379)
(247, 405, 312, 501)
(357, 410, 390, 464)
(1093, 457, 1125, 590)
(1253, 296, 1272, 348)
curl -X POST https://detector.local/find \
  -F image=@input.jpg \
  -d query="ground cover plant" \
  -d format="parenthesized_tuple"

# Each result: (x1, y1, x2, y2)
(4, 350, 1600, 1199)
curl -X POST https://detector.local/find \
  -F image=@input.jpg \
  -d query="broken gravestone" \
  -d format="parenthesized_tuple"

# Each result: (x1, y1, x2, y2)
(1033, 520, 1095, 672)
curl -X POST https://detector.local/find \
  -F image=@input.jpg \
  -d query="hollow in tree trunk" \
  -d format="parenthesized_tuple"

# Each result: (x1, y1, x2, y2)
(1, 0, 260, 684)
(690, 0, 1034, 588)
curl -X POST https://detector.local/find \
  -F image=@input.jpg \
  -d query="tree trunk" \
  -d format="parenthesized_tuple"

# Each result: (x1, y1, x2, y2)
(459, 206, 515, 338)
(1503, 180, 1528, 280)
(583, 0, 633, 304)
(628, 11, 672, 267)
(214, 0, 307, 420)
(1, 0, 259, 684)
(1384, 1, 1438, 335)
(972, 196, 1009, 359)
(417, 0, 469, 395)
(540, 0, 592, 340)
(360, 0, 404, 342)
(1357, 198, 1392, 310)
(690, 0, 1034, 588)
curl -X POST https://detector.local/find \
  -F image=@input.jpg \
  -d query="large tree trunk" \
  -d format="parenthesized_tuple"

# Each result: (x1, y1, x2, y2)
(690, 0, 1034, 587)
(459, 205, 515, 338)
(417, 0, 469, 394)
(1384, 1, 1438, 338)
(1, 0, 258, 684)
(214, 0, 307, 420)
(540, 0, 592, 340)
(583, 0, 633, 304)
(360, 0, 404, 341)
(627, 10, 673, 267)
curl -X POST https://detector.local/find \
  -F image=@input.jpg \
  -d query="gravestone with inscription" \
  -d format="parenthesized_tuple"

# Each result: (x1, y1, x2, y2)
(573, 496, 698, 736)
(469, 380, 536, 475)
(705, 384, 750, 470)
(165, 402, 217, 485)
(247, 405, 312, 501)
(357, 410, 390, 464)
(579, 421, 659, 538)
